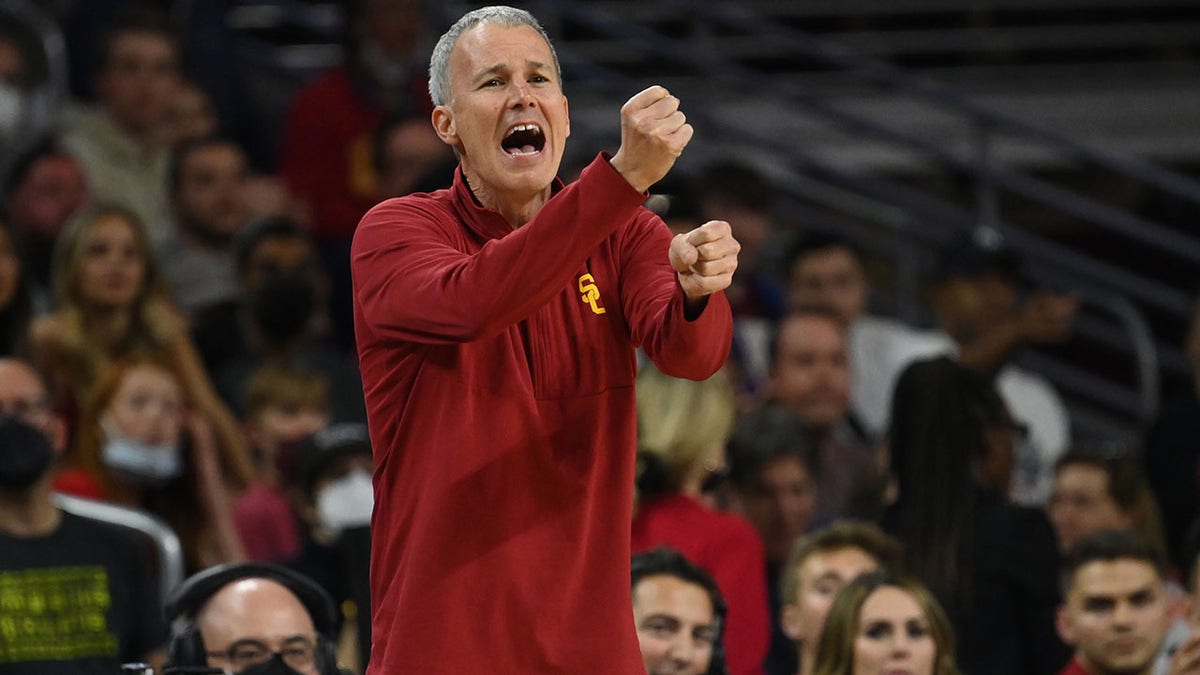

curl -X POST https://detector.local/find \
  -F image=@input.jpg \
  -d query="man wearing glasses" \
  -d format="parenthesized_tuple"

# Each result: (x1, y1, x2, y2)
(0, 358, 169, 673)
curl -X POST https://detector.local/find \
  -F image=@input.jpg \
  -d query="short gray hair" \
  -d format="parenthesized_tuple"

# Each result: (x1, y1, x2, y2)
(427, 5, 562, 107)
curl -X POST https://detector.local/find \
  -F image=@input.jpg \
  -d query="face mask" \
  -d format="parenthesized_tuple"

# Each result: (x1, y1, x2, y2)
(236, 654, 306, 675)
(316, 468, 374, 537)
(100, 420, 182, 486)
(0, 415, 54, 491)
(251, 274, 315, 343)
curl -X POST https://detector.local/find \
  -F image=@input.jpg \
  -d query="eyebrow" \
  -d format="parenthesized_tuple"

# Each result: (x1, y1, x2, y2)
(472, 61, 552, 81)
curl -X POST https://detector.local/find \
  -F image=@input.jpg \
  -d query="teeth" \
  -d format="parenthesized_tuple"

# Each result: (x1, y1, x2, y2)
(505, 123, 543, 137)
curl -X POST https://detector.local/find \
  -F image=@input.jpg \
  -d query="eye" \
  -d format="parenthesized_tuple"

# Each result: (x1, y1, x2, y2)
(529, 74, 549, 84)
(863, 621, 892, 640)
(482, 78, 503, 88)
(906, 620, 930, 639)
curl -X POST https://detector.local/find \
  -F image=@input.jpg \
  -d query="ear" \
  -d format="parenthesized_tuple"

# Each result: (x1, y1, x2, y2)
(781, 602, 804, 641)
(1055, 605, 1076, 646)
(562, 95, 571, 140)
(431, 106, 459, 148)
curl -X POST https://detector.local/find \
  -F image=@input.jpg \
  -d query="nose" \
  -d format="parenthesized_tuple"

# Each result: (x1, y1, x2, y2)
(666, 633, 696, 664)
(510, 82, 536, 108)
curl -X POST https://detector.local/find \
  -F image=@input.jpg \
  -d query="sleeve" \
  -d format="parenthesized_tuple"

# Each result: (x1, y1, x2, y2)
(352, 154, 648, 344)
(616, 211, 733, 380)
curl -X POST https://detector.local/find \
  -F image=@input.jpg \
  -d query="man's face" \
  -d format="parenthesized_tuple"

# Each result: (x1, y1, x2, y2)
(8, 155, 88, 239)
(783, 547, 880, 651)
(769, 315, 850, 431)
(737, 455, 817, 566)
(432, 23, 569, 207)
(197, 578, 321, 675)
(1046, 464, 1132, 554)
(0, 360, 60, 450)
(97, 31, 179, 135)
(788, 247, 868, 325)
(174, 142, 249, 242)
(932, 271, 1017, 345)
(1058, 559, 1169, 675)
(242, 236, 321, 294)
(632, 574, 716, 675)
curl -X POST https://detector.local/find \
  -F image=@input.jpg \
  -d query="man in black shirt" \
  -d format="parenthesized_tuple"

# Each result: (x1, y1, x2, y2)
(0, 358, 168, 673)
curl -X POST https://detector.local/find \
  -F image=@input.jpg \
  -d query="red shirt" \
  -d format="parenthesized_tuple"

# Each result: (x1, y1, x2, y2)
(352, 155, 733, 673)
(632, 494, 770, 675)
(1057, 656, 1092, 675)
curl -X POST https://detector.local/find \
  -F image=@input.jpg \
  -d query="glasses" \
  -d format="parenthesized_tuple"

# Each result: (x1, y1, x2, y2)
(207, 637, 317, 673)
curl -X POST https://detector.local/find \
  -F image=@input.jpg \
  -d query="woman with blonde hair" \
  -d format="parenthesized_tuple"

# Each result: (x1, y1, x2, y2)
(812, 570, 958, 675)
(631, 365, 770, 675)
(28, 204, 253, 484)
(56, 354, 245, 570)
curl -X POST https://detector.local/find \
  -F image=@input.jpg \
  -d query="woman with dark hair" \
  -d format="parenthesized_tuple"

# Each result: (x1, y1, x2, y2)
(811, 570, 957, 675)
(883, 356, 1069, 675)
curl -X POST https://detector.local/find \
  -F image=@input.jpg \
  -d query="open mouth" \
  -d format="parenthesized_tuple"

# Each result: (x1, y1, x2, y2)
(502, 123, 545, 156)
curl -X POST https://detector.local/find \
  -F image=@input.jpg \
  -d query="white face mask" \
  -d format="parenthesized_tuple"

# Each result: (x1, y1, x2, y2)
(100, 420, 183, 486)
(315, 468, 374, 538)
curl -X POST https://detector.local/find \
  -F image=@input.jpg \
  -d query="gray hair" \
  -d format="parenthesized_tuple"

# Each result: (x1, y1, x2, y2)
(427, 5, 562, 106)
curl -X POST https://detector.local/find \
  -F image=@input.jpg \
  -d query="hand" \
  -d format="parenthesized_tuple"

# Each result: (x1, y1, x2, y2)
(1018, 291, 1079, 343)
(610, 86, 693, 193)
(670, 220, 740, 301)
(1169, 630, 1200, 675)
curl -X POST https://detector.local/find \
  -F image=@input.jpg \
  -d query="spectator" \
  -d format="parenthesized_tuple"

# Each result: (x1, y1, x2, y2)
(286, 422, 376, 673)
(884, 356, 1069, 675)
(2, 140, 90, 300)
(0, 357, 168, 673)
(163, 562, 344, 675)
(0, 214, 31, 356)
(233, 363, 332, 563)
(1047, 448, 1167, 556)
(1055, 530, 1176, 675)
(811, 570, 959, 675)
(157, 134, 251, 318)
(632, 366, 770, 675)
(158, 78, 217, 150)
(632, 547, 729, 675)
(784, 233, 942, 442)
(54, 355, 245, 571)
(209, 216, 366, 425)
(1157, 542, 1200, 675)
(372, 112, 456, 201)
(766, 306, 878, 523)
(927, 231, 1077, 505)
(27, 204, 253, 482)
(279, 0, 437, 352)
(778, 521, 903, 675)
(58, 7, 180, 246)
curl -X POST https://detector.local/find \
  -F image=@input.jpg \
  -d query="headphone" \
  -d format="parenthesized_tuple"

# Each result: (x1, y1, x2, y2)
(163, 562, 340, 675)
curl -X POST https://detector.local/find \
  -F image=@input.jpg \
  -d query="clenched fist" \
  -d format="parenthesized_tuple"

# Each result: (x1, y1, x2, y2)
(610, 85, 694, 194)
(670, 220, 740, 303)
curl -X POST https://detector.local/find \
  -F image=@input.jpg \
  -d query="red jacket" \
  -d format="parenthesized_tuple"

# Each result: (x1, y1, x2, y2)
(352, 154, 733, 673)
(1057, 656, 1091, 675)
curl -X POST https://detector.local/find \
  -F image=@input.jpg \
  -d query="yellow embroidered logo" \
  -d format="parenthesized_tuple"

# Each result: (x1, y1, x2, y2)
(578, 273, 606, 315)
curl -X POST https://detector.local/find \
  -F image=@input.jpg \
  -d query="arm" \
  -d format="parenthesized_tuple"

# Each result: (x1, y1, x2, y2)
(186, 411, 246, 565)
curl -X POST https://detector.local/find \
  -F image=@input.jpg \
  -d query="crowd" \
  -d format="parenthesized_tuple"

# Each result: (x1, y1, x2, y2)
(1, 1, 1199, 675)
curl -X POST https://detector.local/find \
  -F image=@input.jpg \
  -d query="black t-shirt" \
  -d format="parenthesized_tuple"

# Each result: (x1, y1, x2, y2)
(0, 511, 169, 674)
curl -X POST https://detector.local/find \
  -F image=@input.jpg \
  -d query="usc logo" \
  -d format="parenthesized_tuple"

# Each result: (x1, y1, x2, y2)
(578, 273, 606, 315)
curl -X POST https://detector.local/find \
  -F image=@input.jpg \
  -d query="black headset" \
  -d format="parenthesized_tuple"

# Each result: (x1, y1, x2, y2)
(163, 562, 340, 675)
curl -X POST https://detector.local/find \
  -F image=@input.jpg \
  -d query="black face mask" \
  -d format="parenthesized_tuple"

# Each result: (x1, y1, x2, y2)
(251, 274, 316, 343)
(236, 654, 307, 675)
(0, 415, 54, 491)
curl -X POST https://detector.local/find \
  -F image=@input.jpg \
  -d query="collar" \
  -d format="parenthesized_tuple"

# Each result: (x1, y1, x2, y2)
(448, 164, 566, 241)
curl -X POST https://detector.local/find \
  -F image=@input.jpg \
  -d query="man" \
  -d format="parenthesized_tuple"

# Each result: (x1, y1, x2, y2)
(158, 135, 252, 317)
(767, 306, 878, 524)
(0, 358, 167, 672)
(632, 547, 727, 675)
(59, 7, 180, 245)
(1047, 449, 1165, 555)
(778, 521, 903, 675)
(163, 562, 343, 675)
(350, 6, 737, 672)
(784, 233, 941, 442)
(1055, 529, 1188, 675)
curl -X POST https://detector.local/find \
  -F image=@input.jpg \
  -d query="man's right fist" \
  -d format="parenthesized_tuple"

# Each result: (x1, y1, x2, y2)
(609, 85, 694, 194)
